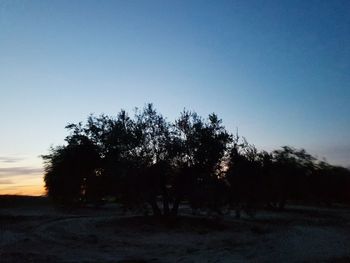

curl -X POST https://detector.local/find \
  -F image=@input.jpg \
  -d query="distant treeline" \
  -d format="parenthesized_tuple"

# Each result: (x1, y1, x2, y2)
(43, 104, 350, 216)
(0, 195, 49, 208)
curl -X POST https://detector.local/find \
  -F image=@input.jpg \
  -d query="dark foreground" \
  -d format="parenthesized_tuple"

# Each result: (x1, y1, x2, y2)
(1, 196, 350, 263)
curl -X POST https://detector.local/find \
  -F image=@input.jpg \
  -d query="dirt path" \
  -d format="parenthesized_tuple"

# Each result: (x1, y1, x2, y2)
(1, 205, 350, 262)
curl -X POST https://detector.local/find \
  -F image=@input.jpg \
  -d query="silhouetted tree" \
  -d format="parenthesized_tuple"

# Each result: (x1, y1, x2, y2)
(43, 134, 100, 205)
(43, 103, 350, 217)
(129, 103, 174, 216)
(226, 136, 264, 217)
(172, 111, 231, 215)
(311, 161, 350, 205)
(268, 146, 316, 208)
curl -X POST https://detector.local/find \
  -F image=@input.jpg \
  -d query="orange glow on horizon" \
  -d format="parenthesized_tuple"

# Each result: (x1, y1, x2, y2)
(0, 185, 45, 196)
(0, 174, 45, 196)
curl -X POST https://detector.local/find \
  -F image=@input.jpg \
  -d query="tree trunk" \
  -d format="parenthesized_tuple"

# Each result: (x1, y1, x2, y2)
(149, 198, 161, 216)
(162, 186, 170, 216)
(171, 198, 181, 216)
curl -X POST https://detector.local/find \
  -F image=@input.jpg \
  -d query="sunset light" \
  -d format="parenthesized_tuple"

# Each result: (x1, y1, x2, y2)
(0, 1, 349, 196)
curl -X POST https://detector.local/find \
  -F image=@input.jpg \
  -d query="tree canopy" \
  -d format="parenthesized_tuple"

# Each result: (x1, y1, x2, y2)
(43, 103, 350, 215)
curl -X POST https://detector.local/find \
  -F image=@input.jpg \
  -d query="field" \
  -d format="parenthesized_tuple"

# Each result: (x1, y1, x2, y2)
(1, 196, 350, 263)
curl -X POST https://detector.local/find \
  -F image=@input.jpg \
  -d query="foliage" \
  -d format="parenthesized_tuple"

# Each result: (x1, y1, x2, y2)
(43, 103, 350, 215)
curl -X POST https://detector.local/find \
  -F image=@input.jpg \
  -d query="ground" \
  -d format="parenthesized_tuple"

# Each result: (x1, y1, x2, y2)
(1, 196, 350, 263)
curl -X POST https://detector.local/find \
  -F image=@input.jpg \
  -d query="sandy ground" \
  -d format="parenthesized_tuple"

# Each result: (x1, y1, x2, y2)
(1, 201, 350, 263)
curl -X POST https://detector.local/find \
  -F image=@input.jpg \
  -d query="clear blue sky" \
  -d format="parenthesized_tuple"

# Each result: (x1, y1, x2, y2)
(0, 0, 349, 194)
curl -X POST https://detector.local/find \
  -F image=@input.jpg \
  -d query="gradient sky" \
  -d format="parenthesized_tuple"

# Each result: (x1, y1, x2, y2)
(1, 0, 349, 195)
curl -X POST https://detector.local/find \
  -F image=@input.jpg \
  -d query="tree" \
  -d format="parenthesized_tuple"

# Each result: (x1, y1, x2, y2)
(127, 103, 173, 216)
(311, 162, 350, 204)
(269, 146, 316, 208)
(43, 134, 100, 205)
(172, 111, 231, 215)
(226, 136, 264, 217)
(43, 103, 350, 216)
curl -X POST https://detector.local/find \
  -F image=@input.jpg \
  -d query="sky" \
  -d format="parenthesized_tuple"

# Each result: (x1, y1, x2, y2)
(0, 0, 349, 195)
